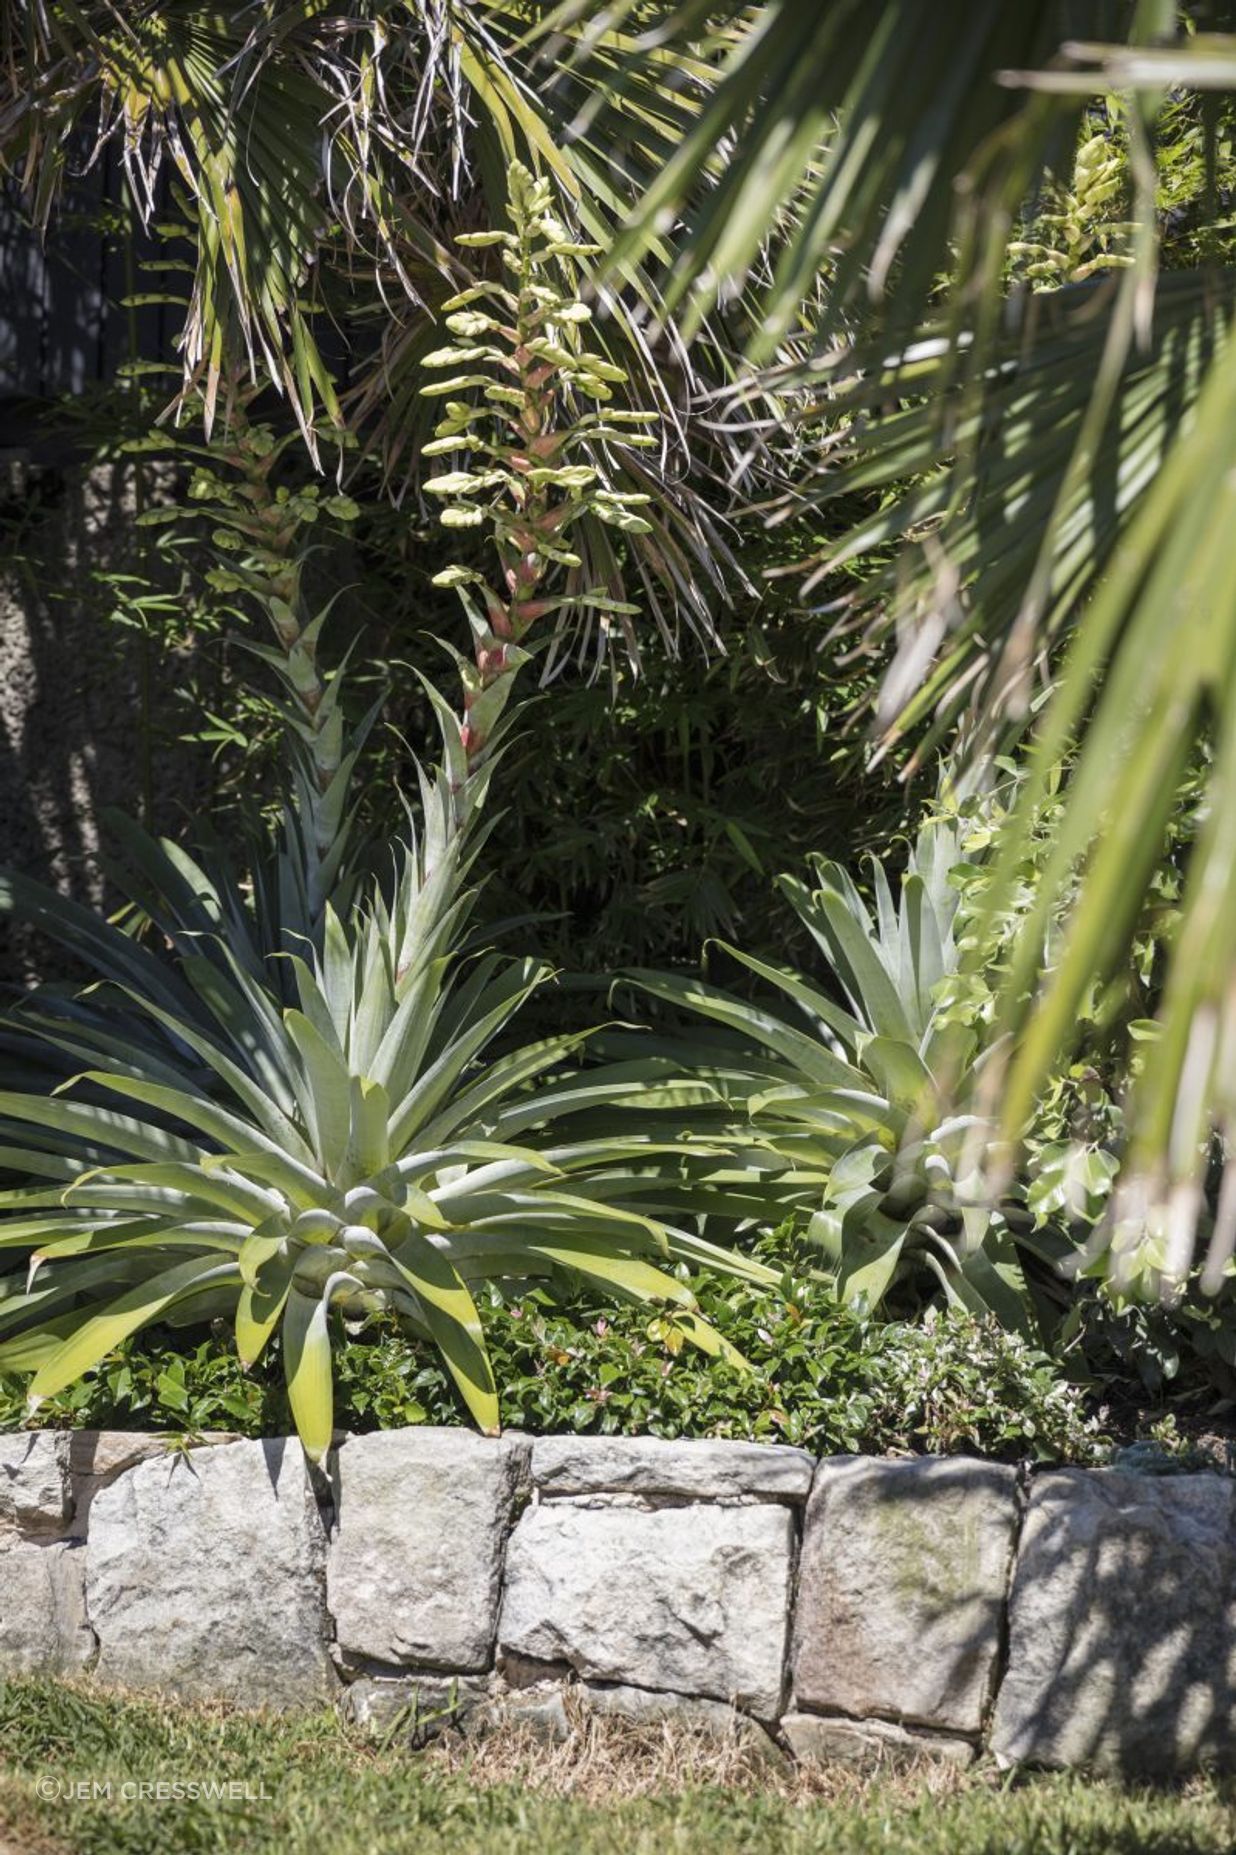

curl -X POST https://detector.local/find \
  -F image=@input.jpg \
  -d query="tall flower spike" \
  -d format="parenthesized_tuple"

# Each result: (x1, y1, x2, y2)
(421, 159, 659, 779)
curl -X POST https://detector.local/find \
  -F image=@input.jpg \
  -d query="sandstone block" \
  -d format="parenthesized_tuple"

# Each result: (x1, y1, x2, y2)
(991, 1470, 1236, 1774)
(530, 1436, 814, 1504)
(499, 1500, 794, 1721)
(86, 1438, 336, 1706)
(0, 1538, 93, 1674)
(328, 1429, 529, 1673)
(793, 1455, 1019, 1733)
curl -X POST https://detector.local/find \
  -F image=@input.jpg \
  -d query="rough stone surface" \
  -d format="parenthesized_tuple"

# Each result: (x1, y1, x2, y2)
(793, 1456, 1019, 1734)
(991, 1470, 1236, 1775)
(2, 1416, 1231, 1777)
(0, 1432, 71, 1537)
(67, 1432, 240, 1531)
(780, 1712, 976, 1772)
(499, 1501, 795, 1722)
(328, 1429, 530, 1673)
(530, 1436, 815, 1504)
(68, 1432, 171, 1487)
(500, 1650, 573, 1690)
(86, 1438, 336, 1707)
(342, 1673, 491, 1743)
(0, 1539, 93, 1674)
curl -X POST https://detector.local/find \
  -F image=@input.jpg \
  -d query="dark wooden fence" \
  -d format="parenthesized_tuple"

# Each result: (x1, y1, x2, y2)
(1, 145, 177, 440)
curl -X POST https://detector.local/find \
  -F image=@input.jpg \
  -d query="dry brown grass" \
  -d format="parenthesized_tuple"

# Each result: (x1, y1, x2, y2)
(421, 1692, 976, 1806)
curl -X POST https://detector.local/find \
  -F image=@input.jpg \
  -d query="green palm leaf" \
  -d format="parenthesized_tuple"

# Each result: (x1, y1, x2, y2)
(1, 2, 749, 649)
(771, 270, 1234, 762)
(559, 0, 1121, 356)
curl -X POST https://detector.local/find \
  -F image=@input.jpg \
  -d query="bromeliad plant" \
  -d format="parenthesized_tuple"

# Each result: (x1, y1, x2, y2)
(0, 727, 771, 1460)
(632, 822, 1052, 1333)
(0, 163, 778, 1462)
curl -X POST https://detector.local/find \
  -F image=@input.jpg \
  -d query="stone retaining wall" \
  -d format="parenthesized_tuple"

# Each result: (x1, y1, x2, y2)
(1, 1428, 1230, 1776)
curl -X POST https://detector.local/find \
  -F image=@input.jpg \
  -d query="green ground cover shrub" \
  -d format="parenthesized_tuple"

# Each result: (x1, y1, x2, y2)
(0, 1230, 1108, 1466)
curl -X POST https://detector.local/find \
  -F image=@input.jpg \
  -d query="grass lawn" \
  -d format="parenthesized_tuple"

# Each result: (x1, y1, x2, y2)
(0, 1680, 1234, 1855)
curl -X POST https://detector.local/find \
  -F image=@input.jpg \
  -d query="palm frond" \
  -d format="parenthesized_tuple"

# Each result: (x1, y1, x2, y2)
(555, 0, 1137, 357)
(1, 0, 755, 649)
(767, 268, 1235, 763)
(960, 318, 1236, 1295)
(2, 3, 348, 443)
(638, 7, 1236, 1294)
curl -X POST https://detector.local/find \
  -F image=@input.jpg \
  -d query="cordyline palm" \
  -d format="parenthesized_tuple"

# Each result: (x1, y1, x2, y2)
(561, 0, 1236, 1291)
